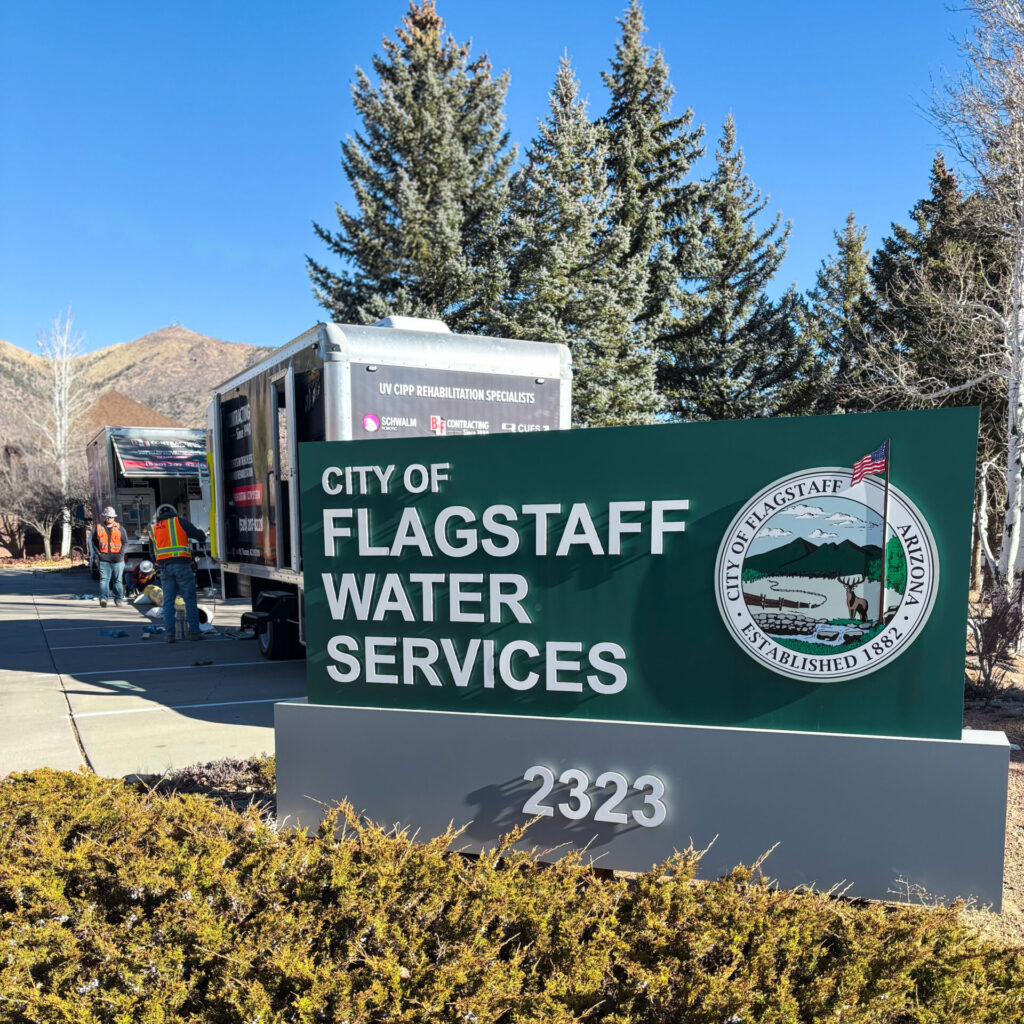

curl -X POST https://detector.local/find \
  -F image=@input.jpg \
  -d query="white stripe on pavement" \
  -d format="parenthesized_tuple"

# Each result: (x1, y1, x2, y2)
(74, 660, 280, 676)
(44, 625, 152, 633)
(73, 696, 304, 718)
(50, 638, 230, 650)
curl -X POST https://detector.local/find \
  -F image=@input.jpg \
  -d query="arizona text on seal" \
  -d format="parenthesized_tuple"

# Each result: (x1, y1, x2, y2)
(715, 463, 938, 683)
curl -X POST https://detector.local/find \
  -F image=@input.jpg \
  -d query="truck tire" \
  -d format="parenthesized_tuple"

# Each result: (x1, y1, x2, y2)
(256, 619, 300, 660)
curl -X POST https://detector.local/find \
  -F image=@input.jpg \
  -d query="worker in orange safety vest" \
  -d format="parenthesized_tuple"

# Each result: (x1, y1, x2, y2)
(90, 505, 125, 608)
(149, 504, 207, 642)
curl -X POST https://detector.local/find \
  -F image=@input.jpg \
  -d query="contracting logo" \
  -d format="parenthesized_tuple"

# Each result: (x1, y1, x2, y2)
(715, 455, 938, 683)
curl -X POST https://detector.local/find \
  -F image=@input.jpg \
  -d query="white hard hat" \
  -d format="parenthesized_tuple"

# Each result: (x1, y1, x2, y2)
(102, 506, 117, 518)
(155, 504, 178, 520)
(139, 560, 155, 573)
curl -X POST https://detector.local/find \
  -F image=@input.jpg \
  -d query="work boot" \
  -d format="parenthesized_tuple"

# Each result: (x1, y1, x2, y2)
(99, 599, 107, 608)
(190, 632, 202, 641)
(114, 601, 123, 607)
(164, 634, 176, 643)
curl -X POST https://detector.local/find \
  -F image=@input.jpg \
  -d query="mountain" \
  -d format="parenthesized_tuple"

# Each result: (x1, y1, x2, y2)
(746, 537, 883, 579)
(0, 327, 270, 450)
(79, 326, 270, 428)
(0, 340, 49, 448)
(743, 537, 817, 575)
(793, 539, 883, 577)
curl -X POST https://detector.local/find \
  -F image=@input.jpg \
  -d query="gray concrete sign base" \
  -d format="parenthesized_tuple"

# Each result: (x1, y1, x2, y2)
(276, 701, 1010, 910)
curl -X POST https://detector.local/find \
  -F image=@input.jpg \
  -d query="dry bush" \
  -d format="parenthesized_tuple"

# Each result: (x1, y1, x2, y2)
(1, 769, 1022, 1022)
(967, 584, 1024, 698)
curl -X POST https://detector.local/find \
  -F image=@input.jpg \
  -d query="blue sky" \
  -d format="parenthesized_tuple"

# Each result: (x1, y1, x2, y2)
(0, 1, 972, 355)
(748, 496, 885, 557)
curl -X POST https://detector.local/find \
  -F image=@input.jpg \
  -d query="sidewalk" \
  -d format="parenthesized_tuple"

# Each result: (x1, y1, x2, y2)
(0, 567, 305, 778)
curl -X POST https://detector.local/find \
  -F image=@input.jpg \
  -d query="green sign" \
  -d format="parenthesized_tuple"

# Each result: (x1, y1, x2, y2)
(300, 408, 977, 739)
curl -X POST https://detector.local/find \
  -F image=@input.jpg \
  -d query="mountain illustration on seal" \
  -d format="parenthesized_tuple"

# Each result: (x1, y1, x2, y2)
(741, 505, 908, 656)
(744, 537, 883, 579)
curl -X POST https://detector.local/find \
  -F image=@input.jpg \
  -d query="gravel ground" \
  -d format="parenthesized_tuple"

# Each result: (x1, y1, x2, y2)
(138, 756, 277, 817)
(963, 690, 1024, 945)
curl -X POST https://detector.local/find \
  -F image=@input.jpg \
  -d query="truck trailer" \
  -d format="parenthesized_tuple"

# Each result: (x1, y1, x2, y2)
(86, 426, 211, 566)
(207, 317, 572, 658)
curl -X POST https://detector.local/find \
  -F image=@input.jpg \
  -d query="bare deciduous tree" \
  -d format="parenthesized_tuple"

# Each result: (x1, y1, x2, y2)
(0, 444, 86, 560)
(0, 446, 27, 558)
(0, 515, 25, 559)
(967, 581, 1022, 696)
(855, 0, 1024, 641)
(37, 308, 90, 556)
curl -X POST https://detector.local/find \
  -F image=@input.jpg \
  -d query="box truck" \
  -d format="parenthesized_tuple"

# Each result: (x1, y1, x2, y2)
(86, 426, 211, 566)
(207, 317, 571, 658)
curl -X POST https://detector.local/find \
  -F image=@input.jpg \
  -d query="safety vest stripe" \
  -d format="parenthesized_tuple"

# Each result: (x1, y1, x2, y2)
(96, 524, 123, 554)
(152, 518, 190, 560)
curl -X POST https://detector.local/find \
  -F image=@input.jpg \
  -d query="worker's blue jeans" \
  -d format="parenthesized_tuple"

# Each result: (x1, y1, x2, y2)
(160, 562, 201, 636)
(97, 560, 125, 603)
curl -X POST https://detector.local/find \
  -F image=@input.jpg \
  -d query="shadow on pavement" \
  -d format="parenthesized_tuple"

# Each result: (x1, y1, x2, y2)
(0, 566, 306, 777)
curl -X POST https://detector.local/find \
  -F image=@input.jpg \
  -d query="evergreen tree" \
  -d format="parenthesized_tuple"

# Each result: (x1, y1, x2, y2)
(601, 1, 704, 344)
(307, 1, 514, 329)
(860, 155, 1007, 435)
(867, 154, 967, 352)
(806, 211, 872, 412)
(657, 115, 818, 420)
(857, 154, 1008, 564)
(493, 56, 657, 427)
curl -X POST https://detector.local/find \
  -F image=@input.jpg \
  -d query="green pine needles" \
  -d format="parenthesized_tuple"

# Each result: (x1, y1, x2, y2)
(307, 0, 515, 330)
(656, 115, 820, 421)
(807, 211, 873, 413)
(311, 0, 831, 428)
(491, 55, 657, 427)
(2, 768, 1022, 1022)
(601, 0, 705, 354)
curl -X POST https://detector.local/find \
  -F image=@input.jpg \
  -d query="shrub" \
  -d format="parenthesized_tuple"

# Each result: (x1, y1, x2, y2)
(967, 584, 1024, 699)
(0, 769, 1022, 1022)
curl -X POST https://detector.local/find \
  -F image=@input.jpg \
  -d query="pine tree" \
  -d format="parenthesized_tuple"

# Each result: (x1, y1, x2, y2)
(493, 56, 657, 427)
(601, 0, 704, 344)
(307, 1, 514, 329)
(867, 154, 967, 352)
(657, 115, 818, 420)
(861, 155, 1007, 431)
(806, 211, 872, 412)
(856, 154, 1009, 580)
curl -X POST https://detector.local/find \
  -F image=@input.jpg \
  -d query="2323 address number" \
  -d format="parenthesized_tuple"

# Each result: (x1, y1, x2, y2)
(522, 766, 667, 828)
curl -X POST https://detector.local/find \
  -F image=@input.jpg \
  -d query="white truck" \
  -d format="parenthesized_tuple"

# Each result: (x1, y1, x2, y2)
(85, 426, 211, 568)
(207, 317, 571, 658)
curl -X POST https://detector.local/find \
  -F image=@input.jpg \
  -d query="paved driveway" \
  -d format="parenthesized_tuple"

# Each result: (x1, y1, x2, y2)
(0, 567, 305, 778)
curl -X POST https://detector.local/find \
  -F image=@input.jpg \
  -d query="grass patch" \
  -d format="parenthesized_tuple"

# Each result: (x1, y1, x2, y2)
(0, 768, 1021, 1022)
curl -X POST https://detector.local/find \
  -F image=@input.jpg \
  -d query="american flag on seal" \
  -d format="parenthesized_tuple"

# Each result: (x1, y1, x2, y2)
(851, 441, 889, 485)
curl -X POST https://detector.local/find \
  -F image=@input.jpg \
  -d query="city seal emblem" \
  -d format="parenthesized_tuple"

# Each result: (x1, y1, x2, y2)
(715, 458, 938, 683)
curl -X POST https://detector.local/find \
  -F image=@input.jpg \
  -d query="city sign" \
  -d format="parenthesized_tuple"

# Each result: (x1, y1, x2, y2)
(278, 406, 1008, 906)
(299, 407, 977, 740)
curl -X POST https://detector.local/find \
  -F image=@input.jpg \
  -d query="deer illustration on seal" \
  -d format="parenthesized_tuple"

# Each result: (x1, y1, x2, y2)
(840, 576, 869, 622)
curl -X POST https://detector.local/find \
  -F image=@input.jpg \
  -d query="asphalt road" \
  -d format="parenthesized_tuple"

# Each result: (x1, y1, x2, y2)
(0, 566, 305, 778)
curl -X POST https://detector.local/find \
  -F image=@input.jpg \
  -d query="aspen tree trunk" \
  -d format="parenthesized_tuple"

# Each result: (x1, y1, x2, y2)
(37, 308, 86, 557)
(971, 527, 982, 591)
(998, 366, 1023, 586)
(1006, 243, 1024, 648)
